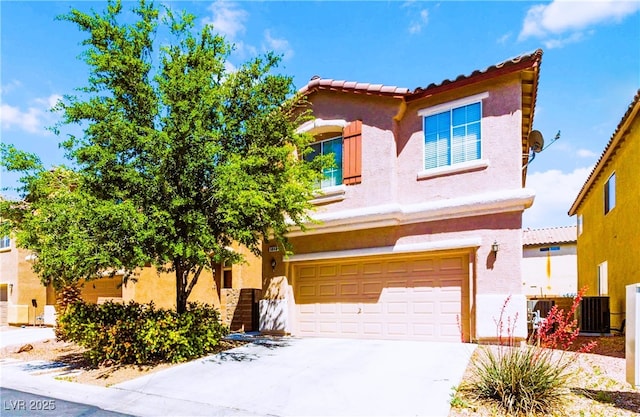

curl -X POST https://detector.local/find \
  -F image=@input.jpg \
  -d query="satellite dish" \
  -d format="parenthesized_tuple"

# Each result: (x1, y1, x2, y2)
(528, 130, 544, 153)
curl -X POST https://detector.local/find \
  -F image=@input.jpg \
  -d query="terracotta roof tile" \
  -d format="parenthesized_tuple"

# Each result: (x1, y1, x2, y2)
(298, 49, 542, 103)
(523, 226, 577, 246)
(299, 78, 410, 97)
(409, 49, 543, 100)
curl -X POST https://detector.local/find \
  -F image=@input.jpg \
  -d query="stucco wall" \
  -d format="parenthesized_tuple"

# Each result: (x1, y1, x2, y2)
(0, 245, 48, 325)
(576, 113, 640, 330)
(522, 244, 577, 297)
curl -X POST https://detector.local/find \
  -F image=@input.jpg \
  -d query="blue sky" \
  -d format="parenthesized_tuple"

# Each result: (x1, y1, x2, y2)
(2, 0, 639, 229)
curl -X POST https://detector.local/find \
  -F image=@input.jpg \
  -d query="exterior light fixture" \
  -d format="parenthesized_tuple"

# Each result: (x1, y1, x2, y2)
(271, 258, 277, 271)
(492, 241, 500, 253)
(9, 283, 13, 294)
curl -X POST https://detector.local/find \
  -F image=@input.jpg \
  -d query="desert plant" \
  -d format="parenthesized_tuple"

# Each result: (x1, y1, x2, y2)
(462, 294, 591, 416)
(531, 286, 597, 353)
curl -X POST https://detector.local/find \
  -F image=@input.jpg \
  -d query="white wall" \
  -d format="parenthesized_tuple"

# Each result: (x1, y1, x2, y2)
(522, 243, 577, 297)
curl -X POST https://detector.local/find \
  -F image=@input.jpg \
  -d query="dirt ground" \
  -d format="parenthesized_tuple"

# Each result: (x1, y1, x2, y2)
(0, 336, 247, 387)
(449, 335, 640, 416)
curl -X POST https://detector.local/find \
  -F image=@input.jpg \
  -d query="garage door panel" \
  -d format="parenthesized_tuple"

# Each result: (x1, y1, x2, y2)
(294, 253, 468, 341)
(387, 261, 408, 274)
(362, 303, 383, 314)
(319, 284, 337, 297)
(362, 281, 382, 296)
(339, 264, 359, 276)
(413, 323, 435, 337)
(412, 259, 436, 272)
(318, 265, 338, 277)
(440, 256, 465, 271)
(386, 301, 408, 314)
(413, 301, 435, 314)
(340, 322, 359, 334)
(340, 283, 359, 296)
(388, 322, 408, 335)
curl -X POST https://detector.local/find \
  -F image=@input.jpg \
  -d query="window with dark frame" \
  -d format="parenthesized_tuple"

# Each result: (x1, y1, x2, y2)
(604, 172, 616, 214)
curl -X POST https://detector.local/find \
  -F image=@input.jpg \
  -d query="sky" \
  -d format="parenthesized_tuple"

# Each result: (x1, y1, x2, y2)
(1, 0, 639, 230)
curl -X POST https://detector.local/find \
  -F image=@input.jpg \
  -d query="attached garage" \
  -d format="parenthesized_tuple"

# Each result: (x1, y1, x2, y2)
(291, 252, 470, 342)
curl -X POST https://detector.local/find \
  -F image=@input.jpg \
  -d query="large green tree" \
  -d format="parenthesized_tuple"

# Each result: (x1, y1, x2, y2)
(3, 0, 325, 313)
(0, 146, 146, 307)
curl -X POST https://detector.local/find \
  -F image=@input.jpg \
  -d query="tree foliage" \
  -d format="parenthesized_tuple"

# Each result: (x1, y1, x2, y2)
(1, 0, 325, 313)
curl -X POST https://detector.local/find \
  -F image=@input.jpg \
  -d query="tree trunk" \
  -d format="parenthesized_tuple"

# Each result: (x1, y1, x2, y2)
(175, 264, 187, 314)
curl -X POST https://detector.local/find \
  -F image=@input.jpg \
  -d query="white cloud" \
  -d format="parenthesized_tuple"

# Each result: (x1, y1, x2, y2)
(0, 104, 43, 133)
(203, 1, 248, 40)
(263, 30, 294, 60)
(0, 79, 22, 95)
(523, 166, 593, 228)
(1, 94, 61, 134)
(497, 32, 512, 45)
(576, 148, 599, 158)
(519, 0, 640, 47)
(408, 9, 429, 34)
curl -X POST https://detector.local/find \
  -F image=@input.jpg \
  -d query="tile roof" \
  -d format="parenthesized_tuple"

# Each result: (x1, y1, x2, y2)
(523, 225, 577, 246)
(298, 76, 410, 97)
(569, 89, 640, 215)
(408, 49, 543, 100)
(298, 49, 543, 101)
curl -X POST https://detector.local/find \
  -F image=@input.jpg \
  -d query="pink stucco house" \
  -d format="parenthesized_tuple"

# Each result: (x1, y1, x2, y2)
(260, 50, 543, 342)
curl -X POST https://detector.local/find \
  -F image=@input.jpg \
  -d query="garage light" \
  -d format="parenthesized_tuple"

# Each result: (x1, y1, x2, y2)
(492, 241, 500, 254)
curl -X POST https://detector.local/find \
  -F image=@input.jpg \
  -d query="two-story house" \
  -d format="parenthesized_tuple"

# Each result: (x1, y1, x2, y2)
(260, 50, 543, 343)
(568, 90, 640, 333)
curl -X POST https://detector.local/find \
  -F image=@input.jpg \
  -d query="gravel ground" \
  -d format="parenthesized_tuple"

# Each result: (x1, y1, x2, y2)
(0, 337, 247, 387)
(449, 336, 640, 417)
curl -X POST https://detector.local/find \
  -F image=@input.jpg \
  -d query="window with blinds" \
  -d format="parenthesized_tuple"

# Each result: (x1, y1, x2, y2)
(424, 101, 481, 170)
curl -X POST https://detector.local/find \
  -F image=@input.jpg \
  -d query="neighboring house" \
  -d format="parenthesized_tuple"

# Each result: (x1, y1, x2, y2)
(261, 50, 543, 342)
(1, 239, 52, 326)
(568, 90, 640, 332)
(0, 235, 262, 330)
(522, 226, 577, 298)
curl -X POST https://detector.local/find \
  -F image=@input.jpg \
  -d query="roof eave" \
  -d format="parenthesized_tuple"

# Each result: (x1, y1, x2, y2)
(568, 91, 640, 216)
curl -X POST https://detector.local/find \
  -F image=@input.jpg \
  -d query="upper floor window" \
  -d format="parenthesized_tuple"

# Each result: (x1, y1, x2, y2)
(306, 136, 343, 188)
(298, 119, 362, 189)
(577, 214, 583, 236)
(604, 173, 615, 214)
(0, 236, 10, 250)
(419, 92, 487, 171)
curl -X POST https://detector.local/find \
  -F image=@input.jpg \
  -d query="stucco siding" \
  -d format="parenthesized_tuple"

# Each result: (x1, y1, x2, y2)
(576, 111, 640, 330)
(522, 244, 577, 297)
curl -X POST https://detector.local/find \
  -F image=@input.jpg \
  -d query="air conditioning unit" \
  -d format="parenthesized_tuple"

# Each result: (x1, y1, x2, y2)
(580, 296, 610, 334)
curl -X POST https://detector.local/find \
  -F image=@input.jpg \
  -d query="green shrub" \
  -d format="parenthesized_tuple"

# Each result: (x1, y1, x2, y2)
(56, 301, 228, 365)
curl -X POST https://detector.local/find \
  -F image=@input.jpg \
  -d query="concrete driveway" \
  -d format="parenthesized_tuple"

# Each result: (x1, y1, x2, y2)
(116, 336, 476, 416)
(1, 334, 476, 416)
(0, 326, 55, 348)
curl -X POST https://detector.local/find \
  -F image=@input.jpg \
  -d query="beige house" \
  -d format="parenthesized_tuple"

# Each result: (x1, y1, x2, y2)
(0, 235, 262, 330)
(522, 226, 577, 298)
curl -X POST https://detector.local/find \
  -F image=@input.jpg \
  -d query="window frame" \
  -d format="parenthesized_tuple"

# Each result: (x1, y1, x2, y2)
(306, 134, 344, 189)
(604, 172, 616, 215)
(0, 236, 10, 250)
(597, 261, 608, 296)
(418, 92, 488, 172)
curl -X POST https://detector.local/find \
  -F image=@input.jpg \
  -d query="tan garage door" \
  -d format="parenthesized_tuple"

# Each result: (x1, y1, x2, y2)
(293, 253, 469, 342)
